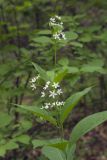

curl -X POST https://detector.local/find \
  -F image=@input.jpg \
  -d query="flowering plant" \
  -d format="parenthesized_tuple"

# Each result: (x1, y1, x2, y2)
(16, 15, 107, 160)
(49, 15, 66, 40)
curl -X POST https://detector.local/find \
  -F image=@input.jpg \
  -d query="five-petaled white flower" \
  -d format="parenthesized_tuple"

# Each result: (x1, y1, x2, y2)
(49, 90, 57, 98)
(43, 85, 48, 90)
(30, 77, 37, 83)
(30, 84, 36, 90)
(41, 91, 45, 97)
(52, 82, 60, 89)
(44, 103, 50, 109)
(57, 89, 63, 95)
(46, 81, 51, 85)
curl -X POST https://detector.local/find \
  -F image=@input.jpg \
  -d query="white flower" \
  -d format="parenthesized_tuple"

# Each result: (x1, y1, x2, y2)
(43, 81, 51, 90)
(41, 103, 51, 109)
(60, 101, 65, 106)
(40, 106, 44, 109)
(30, 77, 37, 83)
(57, 89, 63, 95)
(53, 32, 66, 40)
(52, 102, 56, 106)
(43, 85, 48, 90)
(49, 90, 57, 98)
(36, 74, 40, 80)
(44, 105, 49, 109)
(56, 101, 64, 106)
(51, 104, 54, 108)
(53, 33, 61, 40)
(41, 91, 45, 97)
(30, 84, 36, 90)
(46, 81, 51, 85)
(50, 17, 55, 23)
(55, 15, 61, 20)
(30, 75, 40, 83)
(61, 32, 66, 40)
(51, 23, 63, 28)
(52, 82, 60, 89)
(44, 103, 50, 109)
(56, 101, 61, 106)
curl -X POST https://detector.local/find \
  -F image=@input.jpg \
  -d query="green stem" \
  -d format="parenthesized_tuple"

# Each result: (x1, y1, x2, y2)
(60, 121, 64, 141)
(59, 112, 64, 141)
(54, 40, 57, 65)
(56, 107, 64, 141)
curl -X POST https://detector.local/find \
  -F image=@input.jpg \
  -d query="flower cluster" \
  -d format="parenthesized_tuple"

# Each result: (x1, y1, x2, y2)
(30, 75, 64, 110)
(41, 101, 64, 110)
(40, 81, 64, 110)
(49, 15, 66, 40)
(30, 75, 40, 90)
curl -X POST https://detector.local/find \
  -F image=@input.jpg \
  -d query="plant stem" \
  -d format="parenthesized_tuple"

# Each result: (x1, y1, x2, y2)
(57, 107, 64, 141)
(59, 111, 64, 141)
(54, 40, 57, 65)
(60, 121, 64, 141)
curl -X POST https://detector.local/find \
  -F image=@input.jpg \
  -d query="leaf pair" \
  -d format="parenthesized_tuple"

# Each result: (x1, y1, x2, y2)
(43, 111, 107, 160)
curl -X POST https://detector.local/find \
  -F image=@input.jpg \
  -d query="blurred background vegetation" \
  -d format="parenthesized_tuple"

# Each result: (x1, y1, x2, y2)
(0, 0, 107, 159)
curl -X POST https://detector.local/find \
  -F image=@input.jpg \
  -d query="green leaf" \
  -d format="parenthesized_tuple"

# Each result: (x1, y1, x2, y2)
(80, 65, 103, 73)
(0, 148, 6, 157)
(60, 87, 92, 123)
(13, 134, 30, 145)
(95, 30, 107, 42)
(32, 139, 48, 148)
(32, 138, 68, 150)
(70, 111, 107, 145)
(17, 105, 57, 126)
(0, 112, 12, 128)
(80, 59, 104, 73)
(4, 141, 18, 150)
(32, 36, 52, 44)
(71, 41, 83, 48)
(20, 120, 32, 131)
(66, 144, 76, 160)
(68, 67, 79, 73)
(42, 146, 66, 160)
(37, 30, 51, 35)
(32, 62, 49, 81)
(58, 58, 69, 66)
(47, 71, 55, 81)
(80, 34, 92, 42)
(0, 141, 19, 157)
(54, 69, 68, 83)
(65, 31, 78, 40)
